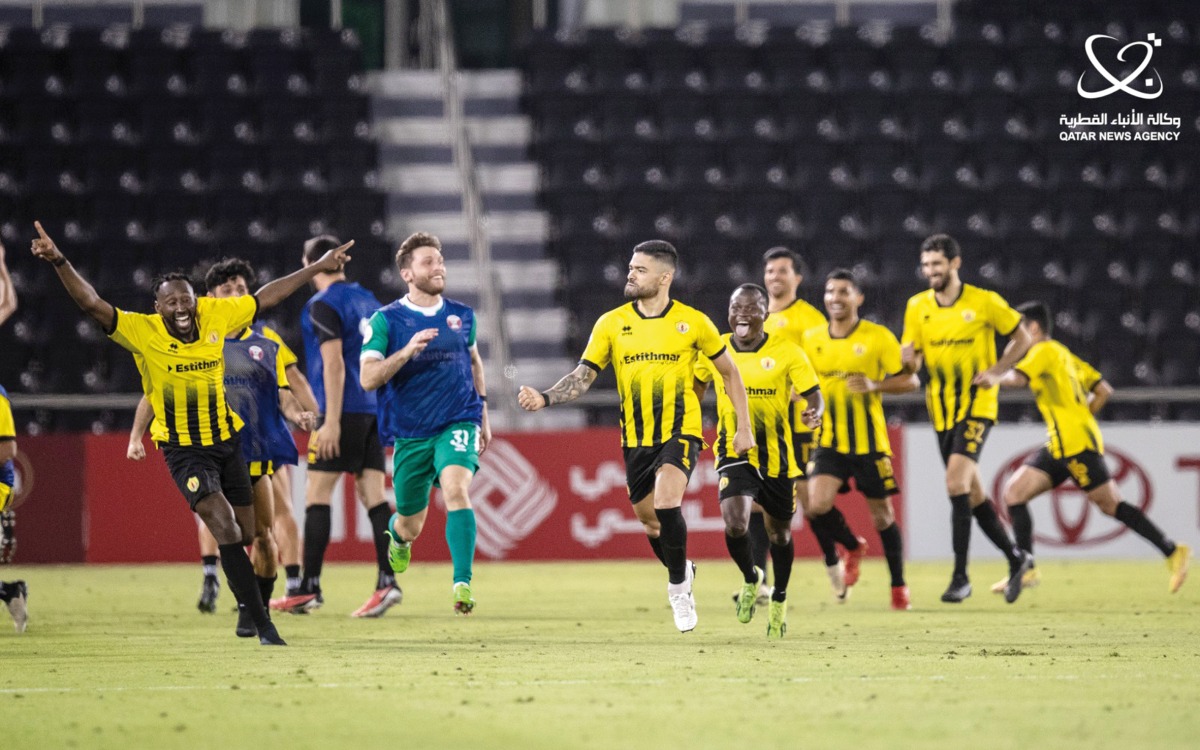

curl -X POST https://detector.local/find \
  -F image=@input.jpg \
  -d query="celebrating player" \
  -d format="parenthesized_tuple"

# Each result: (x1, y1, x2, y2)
(694, 284, 822, 637)
(519, 240, 755, 633)
(997, 301, 1189, 598)
(361, 232, 490, 615)
(31, 220, 351, 644)
(901, 234, 1033, 603)
(0, 244, 25, 632)
(802, 270, 919, 609)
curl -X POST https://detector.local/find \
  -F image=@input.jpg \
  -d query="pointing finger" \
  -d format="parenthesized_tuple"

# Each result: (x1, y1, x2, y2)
(34, 221, 50, 241)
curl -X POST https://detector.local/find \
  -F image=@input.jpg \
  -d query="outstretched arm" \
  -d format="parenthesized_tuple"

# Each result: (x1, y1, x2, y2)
(0, 240, 17, 327)
(30, 221, 115, 331)
(254, 240, 354, 311)
(518, 364, 597, 410)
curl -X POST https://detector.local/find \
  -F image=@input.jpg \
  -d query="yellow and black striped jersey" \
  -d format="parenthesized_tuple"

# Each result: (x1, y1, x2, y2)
(901, 284, 1023, 431)
(110, 295, 258, 446)
(803, 320, 903, 456)
(695, 332, 819, 478)
(1015, 339, 1104, 458)
(767, 298, 826, 436)
(581, 300, 725, 447)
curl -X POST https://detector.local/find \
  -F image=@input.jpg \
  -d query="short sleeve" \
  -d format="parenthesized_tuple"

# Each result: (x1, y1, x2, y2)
(309, 300, 343, 344)
(787, 346, 820, 395)
(467, 310, 478, 348)
(274, 344, 289, 388)
(0, 391, 14, 439)
(693, 355, 714, 384)
(695, 312, 726, 359)
(988, 290, 1023, 337)
(199, 295, 257, 336)
(1072, 354, 1103, 391)
(261, 326, 298, 370)
(109, 309, 155, 354)
(360, 312, 390, 363)
(1014, 344, 1045, 381)
(580, 315, 613, 372)
(877, 326, 903, 377)
(900, 297, 922, 351)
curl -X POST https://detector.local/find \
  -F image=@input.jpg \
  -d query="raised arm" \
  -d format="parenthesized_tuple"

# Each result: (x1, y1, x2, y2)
(0, 240, 17, 327)
(517, 364, 597, 410)
(30, 221, 115, 331)
(255, 240, 354, 311)
(710, 351, 756, 455)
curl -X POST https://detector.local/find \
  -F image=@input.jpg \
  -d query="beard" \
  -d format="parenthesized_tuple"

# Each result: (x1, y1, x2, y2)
(411, 275, 445, 296)
(624, 282, 655, 300)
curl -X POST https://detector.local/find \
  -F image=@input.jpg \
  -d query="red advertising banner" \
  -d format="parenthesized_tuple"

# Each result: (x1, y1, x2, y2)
(9, 428, 905, 565)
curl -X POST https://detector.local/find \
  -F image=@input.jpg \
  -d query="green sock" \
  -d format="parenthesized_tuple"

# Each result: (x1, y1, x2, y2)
(445, 508, 477, 585)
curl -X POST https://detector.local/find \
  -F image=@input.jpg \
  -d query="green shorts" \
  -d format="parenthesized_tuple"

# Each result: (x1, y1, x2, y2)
(392, 422, 481, 516)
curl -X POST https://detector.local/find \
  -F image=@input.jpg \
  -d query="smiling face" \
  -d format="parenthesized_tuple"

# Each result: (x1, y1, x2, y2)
(823, 278, 862, 323)
(763, 256, 799, 301)
(728, 288, 767, 345)
(624, 252, 671, 300)
(401, 245, 446, 296)
(155, 279, 199, 339)
(920, 249, 961, 293)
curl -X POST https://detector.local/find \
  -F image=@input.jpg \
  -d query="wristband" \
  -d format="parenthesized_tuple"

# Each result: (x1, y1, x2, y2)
(52, 257, 67, 267)
(479, 395, 487, 402)
(541, 391, 553, 407)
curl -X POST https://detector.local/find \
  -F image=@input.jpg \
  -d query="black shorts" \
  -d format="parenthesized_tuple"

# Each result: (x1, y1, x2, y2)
(307, 412, 386, 474)
(1025, 447, 1111, 492)
(623, 436, 703, 505)
(718, 462, 796, 521)
(162, 434, 253, 510)
(811, 447, 899, 498)
(792, 433, 815, 480)
(937, 418, 994, 465)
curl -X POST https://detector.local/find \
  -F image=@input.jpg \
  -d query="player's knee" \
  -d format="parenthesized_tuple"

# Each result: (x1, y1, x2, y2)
(869, 507, 893, 529)
(767, 528, 791, 546)
(725, 520, 748, 538)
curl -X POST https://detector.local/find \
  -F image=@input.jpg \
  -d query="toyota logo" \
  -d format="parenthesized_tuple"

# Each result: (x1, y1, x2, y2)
(992, 447, 1152, 548)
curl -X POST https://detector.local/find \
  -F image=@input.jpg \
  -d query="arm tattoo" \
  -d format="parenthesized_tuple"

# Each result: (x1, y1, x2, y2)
(545, 365, 596, 406)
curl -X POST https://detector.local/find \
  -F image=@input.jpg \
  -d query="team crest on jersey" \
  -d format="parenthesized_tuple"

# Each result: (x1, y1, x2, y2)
(761, 357, 776, 370)
(248, 345, 264, 361)
(962, 309, 976, 322)
(447, 315, 463, 331)
(186, 476, 199, 493)
(773, 318, 786, 328)
(853, 344, 866, 356)
(676, 322, 689, 334)
(207, 332, 219, 344)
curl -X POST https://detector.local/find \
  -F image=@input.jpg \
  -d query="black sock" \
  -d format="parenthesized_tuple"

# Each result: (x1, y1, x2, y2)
(1115, 501, 1176, 556)
(808, 516, 840, 566)
(219, 543, 270, 629)
(1009, 504, 1034, 557)
(724, 531, 758, 582)
(257, 575, 276, 606)
(367, 503, 394, 581)
(769, 538, 794, 601)
(747, 512, 769, 578)
(973, 501, 1020, 565)
(201, 554, 218, 579)
(655, 507, 689, 585)
(302, 505, 331, 584)
(647, 535, 667, 566)
(950, 494, 972, 578)
(813, 507, 860, 550)
(878, 523, 905, 587)
(0, 582, 9, 602)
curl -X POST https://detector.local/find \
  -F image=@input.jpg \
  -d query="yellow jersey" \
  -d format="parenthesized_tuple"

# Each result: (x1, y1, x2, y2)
(1014, 339, 1104, 458)
(110, 295, 258, 447)
(803, 320, 903, 456)
(695, 332, 820, 478)
(259, 324, 299, 371)
(581, 300, 725, 447)
(767, 298, 826, 436)
(901, 284, 1022, 431)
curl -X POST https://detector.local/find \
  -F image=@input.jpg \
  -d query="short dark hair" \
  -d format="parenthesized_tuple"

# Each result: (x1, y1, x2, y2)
(1017, 301, 1051, 336)
(631, 239, 678, 270)
(762, 246, 808, 277)
(825, 267, 860, 291)
(151, 271, 193, 297)
(731, 283, 768, 306)
(396, 232, 442, 270)
(919, 233, 961, 260)
(204, 257, 255, 293)
(303, 234, 343, 268)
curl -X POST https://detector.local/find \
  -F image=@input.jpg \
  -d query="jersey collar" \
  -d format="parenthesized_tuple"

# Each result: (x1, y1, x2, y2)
(401, 295, 445, 316)
(632, 299, 674, 319)
(828, 319, 862, 340)
(934, 283, 966, 308)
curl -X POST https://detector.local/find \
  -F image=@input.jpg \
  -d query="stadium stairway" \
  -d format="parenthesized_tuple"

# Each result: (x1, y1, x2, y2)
(368, 69, 584, 429)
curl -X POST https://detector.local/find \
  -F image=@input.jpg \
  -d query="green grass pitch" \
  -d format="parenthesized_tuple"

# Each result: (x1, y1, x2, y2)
(2, 558, 1197, 749)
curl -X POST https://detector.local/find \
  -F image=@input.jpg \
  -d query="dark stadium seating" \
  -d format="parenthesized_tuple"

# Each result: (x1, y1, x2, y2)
(521, 6, 1200, 390)
(0, 22, 385, 405)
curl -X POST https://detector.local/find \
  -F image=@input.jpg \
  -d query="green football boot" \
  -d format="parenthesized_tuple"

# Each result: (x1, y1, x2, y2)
(386, 528, 412, 575)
